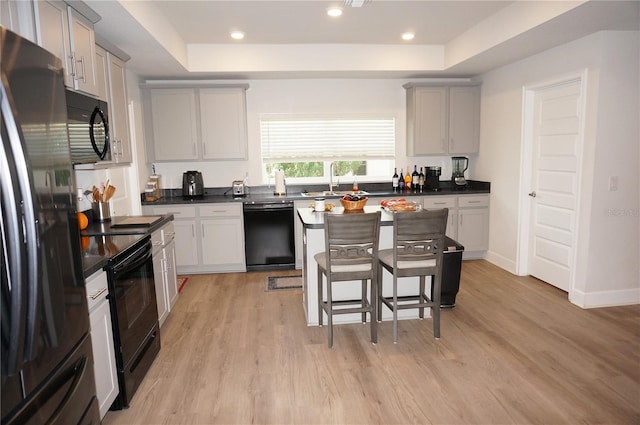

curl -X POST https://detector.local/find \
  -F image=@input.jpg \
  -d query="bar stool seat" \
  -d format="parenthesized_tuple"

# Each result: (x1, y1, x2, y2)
(315, 211, 381, 348)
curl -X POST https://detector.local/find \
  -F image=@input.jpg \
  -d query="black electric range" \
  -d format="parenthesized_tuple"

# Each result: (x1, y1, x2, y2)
(80, 233, 148, 277)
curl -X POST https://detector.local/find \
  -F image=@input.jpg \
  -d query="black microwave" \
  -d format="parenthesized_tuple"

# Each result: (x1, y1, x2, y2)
(66, 90, 111, 165)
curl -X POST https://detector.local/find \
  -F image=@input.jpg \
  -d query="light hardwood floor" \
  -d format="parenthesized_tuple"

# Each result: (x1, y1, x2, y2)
(103, 260, 640, 425)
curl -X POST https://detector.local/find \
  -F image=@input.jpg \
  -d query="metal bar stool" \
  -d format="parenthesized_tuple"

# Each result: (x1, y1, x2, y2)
(377, 208, 448, 343)
(315, 211, 381, 348)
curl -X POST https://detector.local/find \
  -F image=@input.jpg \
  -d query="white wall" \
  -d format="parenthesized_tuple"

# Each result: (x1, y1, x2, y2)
(477, 31, 639, 307)
(143, 78, 473, 189)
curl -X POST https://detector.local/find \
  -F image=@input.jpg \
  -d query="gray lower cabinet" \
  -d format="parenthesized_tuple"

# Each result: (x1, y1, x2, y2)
(423, 194, 489, 258)
(151, 222, 179, 327)
(144, 203, 245, 274)
(85, 270, 118, 420)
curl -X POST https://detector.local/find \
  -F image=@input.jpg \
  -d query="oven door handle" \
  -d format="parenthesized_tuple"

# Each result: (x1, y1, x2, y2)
(112, 247, 152, 276)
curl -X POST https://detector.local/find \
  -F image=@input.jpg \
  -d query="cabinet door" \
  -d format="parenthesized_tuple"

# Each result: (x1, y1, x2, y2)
(89, 300, 118, 419)
(152, 250, 169, 327)
(199, 88, 248, 160)
(407, 86, 447, 155)
(150, 89, 199, 160)
(107, 53, 131, 163)
(67, 7, 97, 96)
(173, 220, 199, 268)
(94, 45, 109, 102)
(200, 218, 245, 267)
(36, 0, 73, 87)
(164, 241, 179, 310)
(449, 86, 480, 154)
(423, 196, 457, 239)
(457, 208, 489, 252)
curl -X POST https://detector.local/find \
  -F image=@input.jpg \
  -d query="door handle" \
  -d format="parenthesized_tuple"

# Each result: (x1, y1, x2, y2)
(528, 191, 537, 197)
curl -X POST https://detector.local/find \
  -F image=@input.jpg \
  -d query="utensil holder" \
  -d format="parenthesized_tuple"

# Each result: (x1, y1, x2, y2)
(92, 201, 111, 222)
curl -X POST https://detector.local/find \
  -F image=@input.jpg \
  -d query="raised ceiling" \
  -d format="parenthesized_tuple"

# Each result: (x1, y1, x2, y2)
(86, 0, 640, 80)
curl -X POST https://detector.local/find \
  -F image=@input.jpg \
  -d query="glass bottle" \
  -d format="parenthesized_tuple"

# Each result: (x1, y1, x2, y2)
(392, 168, 399, 192)
(418, 167, 425, 192)
(398, 169, 405, 191)
(404, 166, 412, 191)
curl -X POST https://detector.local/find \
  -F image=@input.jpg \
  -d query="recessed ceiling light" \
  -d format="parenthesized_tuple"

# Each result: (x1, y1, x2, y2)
(402, 32, 415, 41)
(327, 7, 343, 17)
(230, 31, 245, 40)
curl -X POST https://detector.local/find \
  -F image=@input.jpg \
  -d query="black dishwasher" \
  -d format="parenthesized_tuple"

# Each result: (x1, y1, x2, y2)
(243, 200, 295, 271)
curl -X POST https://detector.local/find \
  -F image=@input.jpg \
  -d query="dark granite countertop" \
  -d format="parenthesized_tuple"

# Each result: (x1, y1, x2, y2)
(80, 214, 174, 277)
(141, 180, 490, 206)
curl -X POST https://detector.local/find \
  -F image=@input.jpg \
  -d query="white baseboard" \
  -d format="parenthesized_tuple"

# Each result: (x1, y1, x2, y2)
(570, 287, 640, 308)
(484, 250, 517, 274)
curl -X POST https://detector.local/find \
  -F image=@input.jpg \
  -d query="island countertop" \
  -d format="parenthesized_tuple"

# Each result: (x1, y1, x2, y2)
(297, 205, 397, 229)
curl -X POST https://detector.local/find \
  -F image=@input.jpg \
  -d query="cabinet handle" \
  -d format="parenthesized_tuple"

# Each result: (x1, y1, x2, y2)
(467, 200, 481, 204)
(77, 56, 86, 83)
(90, 287, 108, 300)
(201, 223, 205, 237)
(433, 202, 446, 205)
(69, 52, 77, 80)
(192, 223, 196, 238)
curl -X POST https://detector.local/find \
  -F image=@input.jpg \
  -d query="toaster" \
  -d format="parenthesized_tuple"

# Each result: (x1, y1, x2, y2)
(232, 180, 246, 196)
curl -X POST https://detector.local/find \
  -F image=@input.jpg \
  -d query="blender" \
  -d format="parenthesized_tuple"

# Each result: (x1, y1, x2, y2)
(451, 156, 469, 187)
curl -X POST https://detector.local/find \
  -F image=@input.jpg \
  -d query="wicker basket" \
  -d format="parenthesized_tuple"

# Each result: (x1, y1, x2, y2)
(340, 197, 368, 211)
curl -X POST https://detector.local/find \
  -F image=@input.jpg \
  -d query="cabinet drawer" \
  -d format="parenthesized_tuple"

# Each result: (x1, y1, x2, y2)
(458, 195, 489, 208)
(85, 270, 109, 312)
(149, 205, 196, 218)
(423, 196, 456, 209)
(198, 203, 242, 217)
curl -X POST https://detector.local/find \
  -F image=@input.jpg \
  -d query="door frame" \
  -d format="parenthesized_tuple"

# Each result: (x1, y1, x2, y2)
(516, 70, 588, 300)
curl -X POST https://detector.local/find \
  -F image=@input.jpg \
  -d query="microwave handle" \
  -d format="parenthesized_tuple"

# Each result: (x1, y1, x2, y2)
(89, 106, 110, 160)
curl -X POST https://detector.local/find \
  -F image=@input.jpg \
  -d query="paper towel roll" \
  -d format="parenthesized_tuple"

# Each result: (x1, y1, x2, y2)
(275, 170, 286, 195)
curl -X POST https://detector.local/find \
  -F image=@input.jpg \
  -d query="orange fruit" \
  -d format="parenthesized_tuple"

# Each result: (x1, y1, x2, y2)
(77, 212, 89, 230)
(80, 236, 90, 250)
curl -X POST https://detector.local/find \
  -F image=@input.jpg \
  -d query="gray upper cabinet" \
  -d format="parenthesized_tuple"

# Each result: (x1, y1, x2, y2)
(143, 85, 249, 162)
(405, 83, 480, 155)
(95, 44, 132, 164)
(106, 53, 131, 163)
(36, 0, 99, 96)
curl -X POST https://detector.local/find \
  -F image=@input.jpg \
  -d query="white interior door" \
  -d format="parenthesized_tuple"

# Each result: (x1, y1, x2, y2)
(528, 79, 582, 292)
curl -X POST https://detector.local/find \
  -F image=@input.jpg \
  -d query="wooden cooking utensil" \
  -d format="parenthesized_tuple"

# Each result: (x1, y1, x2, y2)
(104, 185, 116, 202)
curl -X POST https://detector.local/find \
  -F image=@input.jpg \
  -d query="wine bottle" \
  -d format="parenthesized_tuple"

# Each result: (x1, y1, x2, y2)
(412, 165, 419, 191)
(392, 168, 399, 192)
(398, 169, 405, 191)
(404, 166, 412, 191)
(418, 167, 425, 192)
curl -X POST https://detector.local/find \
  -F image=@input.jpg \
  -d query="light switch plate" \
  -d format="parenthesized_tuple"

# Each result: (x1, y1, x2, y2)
(609, 176, 619, 191)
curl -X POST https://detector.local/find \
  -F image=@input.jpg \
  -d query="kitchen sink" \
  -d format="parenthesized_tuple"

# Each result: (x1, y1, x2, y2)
(300, 190, 369, 198)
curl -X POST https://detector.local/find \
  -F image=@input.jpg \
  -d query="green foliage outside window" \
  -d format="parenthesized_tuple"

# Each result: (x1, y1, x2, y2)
(267, 161, 366, 178)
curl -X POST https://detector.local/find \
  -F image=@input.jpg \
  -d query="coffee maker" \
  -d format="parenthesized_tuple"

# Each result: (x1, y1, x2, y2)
(451, 156, 469, 187)
(425, 166, 441, 191)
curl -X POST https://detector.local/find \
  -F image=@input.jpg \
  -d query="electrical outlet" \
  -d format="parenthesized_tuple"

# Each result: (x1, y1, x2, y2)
(77, 188, 84, 201)
(609, 176, 618, 191)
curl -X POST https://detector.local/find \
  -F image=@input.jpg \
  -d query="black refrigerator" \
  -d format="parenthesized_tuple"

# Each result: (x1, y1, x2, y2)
(1, 27, 100, 424)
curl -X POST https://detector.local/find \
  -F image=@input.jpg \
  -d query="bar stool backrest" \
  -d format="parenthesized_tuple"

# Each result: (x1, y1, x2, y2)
(324, 212, 381, 281)
(392, 209, 448, 275)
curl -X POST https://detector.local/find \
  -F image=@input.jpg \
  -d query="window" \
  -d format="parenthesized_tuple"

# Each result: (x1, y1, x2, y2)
(260, 114, 395, 183)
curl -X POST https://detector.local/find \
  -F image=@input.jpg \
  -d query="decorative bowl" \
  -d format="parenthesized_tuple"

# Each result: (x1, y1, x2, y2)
(340, 197, 368, 211)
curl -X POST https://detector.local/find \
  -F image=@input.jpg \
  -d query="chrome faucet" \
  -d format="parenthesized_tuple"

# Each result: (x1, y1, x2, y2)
(329, 161, 337, 193)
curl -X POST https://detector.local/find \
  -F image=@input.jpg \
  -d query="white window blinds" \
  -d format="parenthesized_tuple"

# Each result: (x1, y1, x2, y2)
(260, 115, 395, 162)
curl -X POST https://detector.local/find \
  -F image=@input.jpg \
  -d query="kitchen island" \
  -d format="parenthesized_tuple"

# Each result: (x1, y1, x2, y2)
(298, 205, 452, 326)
